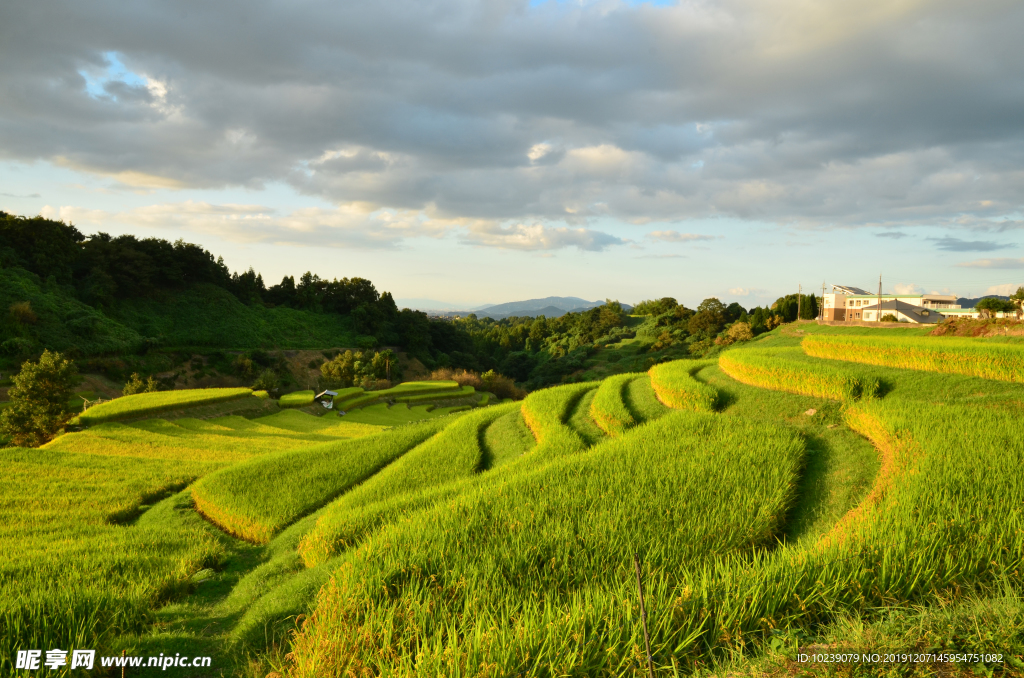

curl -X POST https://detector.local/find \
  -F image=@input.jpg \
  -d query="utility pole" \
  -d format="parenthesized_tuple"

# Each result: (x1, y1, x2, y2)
(877, 274, 882, 322)
(820, 281, 826, 321)
(797, 284, 802, 321)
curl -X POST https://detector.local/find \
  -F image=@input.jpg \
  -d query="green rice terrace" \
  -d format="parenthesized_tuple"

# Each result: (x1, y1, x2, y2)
(3, 323, 1024, 676)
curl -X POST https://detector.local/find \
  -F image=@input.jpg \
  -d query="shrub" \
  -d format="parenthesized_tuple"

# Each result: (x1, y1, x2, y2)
(251, 368, 280, 392)
(122, 373, 158, 396)
(431, 368, 526, 400)
(880, 313, 898, 322)
(727, 321, 753, 342)
(0, 350, 78, 447)
(9, 301, 38, 325)
(481, 370, 527, 400)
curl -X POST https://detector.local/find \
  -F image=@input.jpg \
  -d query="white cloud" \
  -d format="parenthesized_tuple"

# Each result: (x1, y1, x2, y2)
(728, 287, 765, 297)
(986, 283, 1023, 295)
(461, 222, 627, 251)
(958, 258, 1024, 269)
(647, 230, 717, 243)
(892, 283, 924, 294)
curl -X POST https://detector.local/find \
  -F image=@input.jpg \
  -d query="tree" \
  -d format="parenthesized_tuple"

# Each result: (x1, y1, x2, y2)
(688, 298, 728, 337)
(123, 372, 158, 395)
(1011, 287, 1024, 318)
(880, 313, 899, 322)
(976, 297, 1015, 318)
(726, 321, 753, 342)
(633, 297, 678, 316)
(0, 350, 78, 447)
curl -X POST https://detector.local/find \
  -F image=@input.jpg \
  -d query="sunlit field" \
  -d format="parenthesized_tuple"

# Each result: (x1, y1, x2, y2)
(5, 331, 1024, 676)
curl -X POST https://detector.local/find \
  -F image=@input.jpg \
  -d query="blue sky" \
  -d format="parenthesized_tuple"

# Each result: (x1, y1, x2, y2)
(2, 0, 1023, 309)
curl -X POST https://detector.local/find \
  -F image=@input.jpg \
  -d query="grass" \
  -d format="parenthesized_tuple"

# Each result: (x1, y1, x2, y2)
(297, 403, 517, 567)
(190, 418, 451, 544)
(804, 333, 1024, 382)
(719, 347, 880, 400)
(622, 374, 672, 424)
(78, 387, 252, 425)
(11, 320, 1024, 676)
(279, 389, 315, 407)
(44, 411, 383, 463)
(334, 381, 460, 410)
(565, 387, 607, 446)
(394, 384, 476, 403)
(589, 372, 642, 436)
(284, 410, 806, 676)
(0, 449, 225, 676)
(335, 402, 468, 426)
(648, 359, 719, 411)
(696, 362, 880, 545)
(481, 405, 536, 468)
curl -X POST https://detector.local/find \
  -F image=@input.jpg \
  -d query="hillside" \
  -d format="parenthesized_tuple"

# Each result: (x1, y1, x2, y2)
(3, 324, 1022, 676)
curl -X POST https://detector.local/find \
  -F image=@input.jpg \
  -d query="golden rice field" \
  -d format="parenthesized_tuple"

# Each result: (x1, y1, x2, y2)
(6, 331, 1024, 677)
(803, 333, 1024, 381)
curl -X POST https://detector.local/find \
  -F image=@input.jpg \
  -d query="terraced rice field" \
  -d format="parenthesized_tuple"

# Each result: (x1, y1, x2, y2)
(77, 387, 253, 424)
(7, 336, 1024, 677)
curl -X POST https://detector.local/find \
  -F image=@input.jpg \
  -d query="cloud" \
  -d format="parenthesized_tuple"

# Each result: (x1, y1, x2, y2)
(45, 201, 440, 249)
(1, 192, 42, 198)
(1, 0, 1024, 236)
(647, 230, 717, 243)
(728, 287, 765, 297)
(986, 283, 1022, 296)
(929, 237, 1012, 252)
(460, 222, 627, 251)
(635, 253, 686, 259)
(958, 258, 1024, 269)
(892, 283, 924, 295)
(875, 231, 908, 239)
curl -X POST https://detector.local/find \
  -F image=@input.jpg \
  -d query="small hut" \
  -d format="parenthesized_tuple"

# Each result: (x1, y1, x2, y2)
(315, 390, 337, 409)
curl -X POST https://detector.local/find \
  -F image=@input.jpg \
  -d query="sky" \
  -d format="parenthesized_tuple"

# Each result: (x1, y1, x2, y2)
(2, 0, 1023, 309)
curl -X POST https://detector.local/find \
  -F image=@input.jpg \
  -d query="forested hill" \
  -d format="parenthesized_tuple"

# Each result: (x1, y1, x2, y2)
(2, 211, 813, 389)
(0, 211, 411, 358)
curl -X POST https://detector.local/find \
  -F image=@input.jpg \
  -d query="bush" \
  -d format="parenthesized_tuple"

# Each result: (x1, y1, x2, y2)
(880, 313, 899, 322)
(431, 368, 526, 400)
(0, 350, 78, 447)
(1, 337, 34, 356)
(122, 373, 158, 396)
(9, 301, 38, 325)
(251, 369, 280, 392)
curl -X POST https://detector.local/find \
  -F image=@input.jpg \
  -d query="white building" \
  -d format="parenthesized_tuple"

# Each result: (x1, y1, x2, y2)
(820, 285, 968, 324)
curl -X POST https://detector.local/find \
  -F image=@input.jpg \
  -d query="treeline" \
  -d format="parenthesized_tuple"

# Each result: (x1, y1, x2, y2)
(1, 211, 819, 389)
(0, 212, 400, 334)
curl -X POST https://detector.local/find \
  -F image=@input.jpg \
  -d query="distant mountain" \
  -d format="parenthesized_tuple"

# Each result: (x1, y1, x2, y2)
(394, 298, 476, 312)
(956, 295, 1009, 309)
(396, 296, 631, 318)
(474, 297, 605, 316)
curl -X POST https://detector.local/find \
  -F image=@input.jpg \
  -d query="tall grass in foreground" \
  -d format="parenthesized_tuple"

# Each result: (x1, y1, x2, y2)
(284, 411, 805, 676)
(590, 372, 643, 436)
(298, 403, 517, 567)
(285, 393, 1024, 675)
(803, 334, 1024, 382)
(77, 387, 252, 424)
(191, 419, 451, 544)
(0, 450, 224, 676)
(719, 348, 879, 400)
(648, 359, 719, 411)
